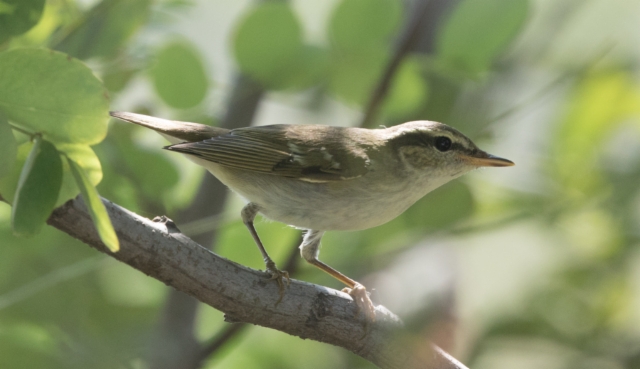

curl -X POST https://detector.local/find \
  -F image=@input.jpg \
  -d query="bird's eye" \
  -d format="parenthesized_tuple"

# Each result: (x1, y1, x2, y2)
(435, 136, 452, 152)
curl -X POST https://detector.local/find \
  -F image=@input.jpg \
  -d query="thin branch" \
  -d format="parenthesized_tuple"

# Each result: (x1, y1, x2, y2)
(47, 195, 467, 369)
(360, 0, 432, 128)
(196, 323, 248, 366)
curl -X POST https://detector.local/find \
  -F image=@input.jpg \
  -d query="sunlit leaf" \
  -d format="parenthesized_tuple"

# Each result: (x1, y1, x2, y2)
(233, 2, 303, 88)
(11, 137, 62, 236)
(56, 144, 102, 206)
(68, 157, 119, 252)
(436, 0, 529, 74)
(53, 0, 152, 60)
(0, 48, 110, 145)
(151, 41, 208, 109)
(328, 0, 401, 50)
(0, 0, 45, 44)
(0, 114, 17, 178)
(552, 71, 640, 196)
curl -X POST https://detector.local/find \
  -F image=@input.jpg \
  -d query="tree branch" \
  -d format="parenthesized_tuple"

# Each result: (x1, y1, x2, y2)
(47, 196, 467, 369)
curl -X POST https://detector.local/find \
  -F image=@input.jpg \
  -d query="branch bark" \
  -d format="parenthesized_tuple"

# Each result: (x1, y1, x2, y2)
(47, 196, 468, 369)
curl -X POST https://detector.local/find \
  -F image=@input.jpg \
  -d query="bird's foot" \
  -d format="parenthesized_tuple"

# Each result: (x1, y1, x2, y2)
(265, 260, 290, 305)
(342, 282, 376, 321)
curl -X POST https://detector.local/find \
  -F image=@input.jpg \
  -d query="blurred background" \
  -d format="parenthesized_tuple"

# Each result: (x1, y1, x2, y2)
(1, 0, 640, 368)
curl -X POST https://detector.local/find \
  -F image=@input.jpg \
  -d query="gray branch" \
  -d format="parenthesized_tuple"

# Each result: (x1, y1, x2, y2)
(46, 196, 468, 369)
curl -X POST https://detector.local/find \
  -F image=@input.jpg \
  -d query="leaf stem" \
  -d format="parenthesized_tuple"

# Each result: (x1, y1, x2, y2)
(8, 123, 36, 138)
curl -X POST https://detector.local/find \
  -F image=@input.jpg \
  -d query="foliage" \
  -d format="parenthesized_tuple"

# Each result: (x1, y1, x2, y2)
(1, 0, 640, 368)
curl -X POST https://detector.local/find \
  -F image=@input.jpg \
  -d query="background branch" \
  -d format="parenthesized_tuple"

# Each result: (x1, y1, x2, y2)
(47, 196, 468, 369)
(360, 0, 433, 128)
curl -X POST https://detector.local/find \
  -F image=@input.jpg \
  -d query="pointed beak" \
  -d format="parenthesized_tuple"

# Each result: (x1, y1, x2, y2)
(460, 151, 515, 167)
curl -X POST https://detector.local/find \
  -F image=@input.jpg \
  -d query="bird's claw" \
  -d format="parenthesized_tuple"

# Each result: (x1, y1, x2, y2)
(266, 261, 290, 305)
(342, 283, 376, 322)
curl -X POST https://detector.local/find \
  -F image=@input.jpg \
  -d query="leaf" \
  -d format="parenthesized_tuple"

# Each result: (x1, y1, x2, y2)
(436, 0, 529, 74)
(0, 0, 46, 44)
(552, 71, 640, 196)
(11, 137, 63, 236)
(269, 45, 329, 91)
(56, 144, 102, 206)
(67, 157, 119, 252)
(53, 0, 152, 60)
(0, 141, 32, 203)
(233, 2, 303, 88)
(328, 0, 401, 50)
(0, 114, 17, 178)
(328, 46, 388, 105)
(0, 48, 110, 145)
(123, 145, 179, 198)
(382, 57, 429, 118)
(151, 41, 209, 109)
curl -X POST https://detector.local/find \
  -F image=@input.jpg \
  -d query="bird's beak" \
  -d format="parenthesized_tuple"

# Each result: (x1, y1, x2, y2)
(460, 151, 515, 167)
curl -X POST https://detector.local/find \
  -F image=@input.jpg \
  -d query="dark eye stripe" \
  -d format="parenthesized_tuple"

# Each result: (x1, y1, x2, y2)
(390, 131, 478, 156)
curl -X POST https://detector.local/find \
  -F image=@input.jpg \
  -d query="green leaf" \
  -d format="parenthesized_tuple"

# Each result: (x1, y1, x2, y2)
(233, 2, 303, 88)
(328, 0, 401, 50)
(0, 114, 17, 178)
(382, 57, 429, 118)
(53, 0, 152, 60)
(0, 0, 45, 44)
(0, 141, 32, 203)
(552, 71, 640, 197)
(268, 45, 329, 91)
(56, 144, 102, 206)
(328, 46, 388, 105)
(11, 137, 63, 236)
(436, 0, 529, 74)
(67, 157, 119, 252)
(151, 41, 209, 109)
(0, 142, 102, 207)
(0, 48, 110, 145)
(123, 145, 179, 198)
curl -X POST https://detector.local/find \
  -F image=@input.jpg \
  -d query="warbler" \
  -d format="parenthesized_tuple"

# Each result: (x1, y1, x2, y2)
(110, 111, 514, 319)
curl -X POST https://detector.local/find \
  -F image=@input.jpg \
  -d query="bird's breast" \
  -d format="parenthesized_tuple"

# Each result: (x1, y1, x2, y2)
(205, 162, 441, 231)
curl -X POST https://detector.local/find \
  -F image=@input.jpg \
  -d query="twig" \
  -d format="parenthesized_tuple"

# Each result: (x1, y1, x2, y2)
(196, 323, 248, 366)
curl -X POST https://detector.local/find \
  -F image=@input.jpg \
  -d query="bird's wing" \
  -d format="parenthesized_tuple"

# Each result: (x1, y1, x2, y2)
(165, 125, 371, 181)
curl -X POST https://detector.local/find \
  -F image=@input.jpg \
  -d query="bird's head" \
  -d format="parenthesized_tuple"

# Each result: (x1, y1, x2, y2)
(387, 121, 514, 179)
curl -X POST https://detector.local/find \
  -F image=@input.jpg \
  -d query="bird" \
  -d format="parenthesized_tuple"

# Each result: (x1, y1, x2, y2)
(109, 111, 514, 320)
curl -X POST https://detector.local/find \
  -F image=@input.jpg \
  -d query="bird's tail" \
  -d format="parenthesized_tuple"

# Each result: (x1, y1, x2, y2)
(109, 111, 228, 143)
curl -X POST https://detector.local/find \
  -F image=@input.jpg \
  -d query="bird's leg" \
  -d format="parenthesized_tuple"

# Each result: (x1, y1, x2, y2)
(241, 203, 290, 301)
(300, 230, 376, 321)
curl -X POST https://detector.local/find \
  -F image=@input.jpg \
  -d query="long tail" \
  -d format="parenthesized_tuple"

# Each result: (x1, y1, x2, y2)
(109, 111, 228, 143)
